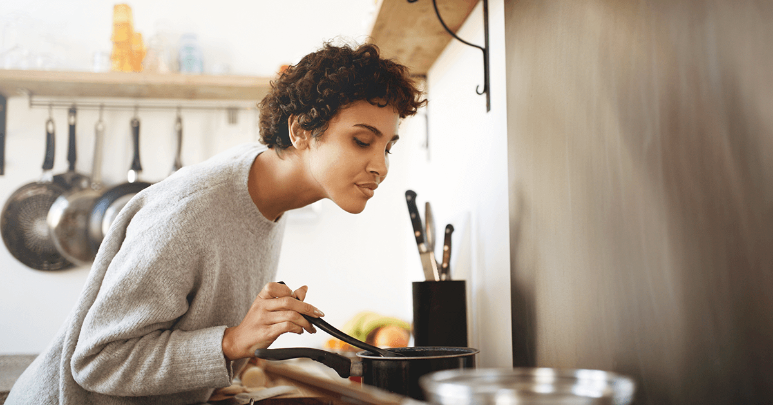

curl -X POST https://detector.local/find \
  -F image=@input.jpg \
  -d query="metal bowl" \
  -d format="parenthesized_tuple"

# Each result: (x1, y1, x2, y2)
(420, 367, 636, 405)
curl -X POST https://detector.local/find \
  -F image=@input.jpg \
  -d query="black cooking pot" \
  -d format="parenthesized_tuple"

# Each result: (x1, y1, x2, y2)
(254, 346, 478, 400)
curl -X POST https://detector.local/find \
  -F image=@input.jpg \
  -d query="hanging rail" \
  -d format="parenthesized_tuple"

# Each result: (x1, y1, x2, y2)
(27, 97, 256, 112)
(408, 0, 490, 112)
(27, 96, 254, 125)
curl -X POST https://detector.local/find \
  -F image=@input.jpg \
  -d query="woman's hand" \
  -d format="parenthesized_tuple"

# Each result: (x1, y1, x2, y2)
(222, 282, 325, 361)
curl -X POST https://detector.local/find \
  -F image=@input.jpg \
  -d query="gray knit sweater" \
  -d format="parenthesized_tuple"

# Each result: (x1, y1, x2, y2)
(7, 143, 286, 405)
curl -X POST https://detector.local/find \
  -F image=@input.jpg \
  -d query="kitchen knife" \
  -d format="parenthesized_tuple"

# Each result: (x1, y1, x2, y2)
(425, 201, 440, 280)
(405, 190, 440, 281)
(440, 224, 454, 281)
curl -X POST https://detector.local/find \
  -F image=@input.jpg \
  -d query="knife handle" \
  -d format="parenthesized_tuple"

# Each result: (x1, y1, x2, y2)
(405, 190, 426, 248)
(441, 224, 454, 281)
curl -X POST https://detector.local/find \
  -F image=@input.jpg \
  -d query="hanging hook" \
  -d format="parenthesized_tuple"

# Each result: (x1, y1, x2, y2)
(48, 104, 53, 120)
(96, 104, 105, 134)
(133, 104, 139, 119)
(68, 104, 77, 126)
(408, 0, 490, 111)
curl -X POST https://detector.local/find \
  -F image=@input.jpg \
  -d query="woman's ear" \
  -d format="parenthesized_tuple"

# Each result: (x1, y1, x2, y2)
(288, 115, 310, 150)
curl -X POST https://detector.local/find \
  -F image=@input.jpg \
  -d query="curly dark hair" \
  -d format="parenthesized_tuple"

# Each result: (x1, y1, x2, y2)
(258, 42, 427, 150)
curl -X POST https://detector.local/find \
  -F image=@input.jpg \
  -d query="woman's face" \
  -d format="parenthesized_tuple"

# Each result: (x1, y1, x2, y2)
(305, 100, 400, 214)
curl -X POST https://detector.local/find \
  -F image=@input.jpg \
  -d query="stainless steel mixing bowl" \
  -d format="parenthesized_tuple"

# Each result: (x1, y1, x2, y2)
(420, 367, 636, 405)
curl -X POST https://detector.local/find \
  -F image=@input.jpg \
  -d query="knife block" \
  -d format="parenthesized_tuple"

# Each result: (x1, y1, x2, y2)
(412, 280, 468, 347)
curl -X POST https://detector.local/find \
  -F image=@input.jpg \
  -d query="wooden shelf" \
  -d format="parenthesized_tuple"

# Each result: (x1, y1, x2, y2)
(0, 1, 480, 102)
(368, 0, 479, 76)
(0, 69, 272, 101)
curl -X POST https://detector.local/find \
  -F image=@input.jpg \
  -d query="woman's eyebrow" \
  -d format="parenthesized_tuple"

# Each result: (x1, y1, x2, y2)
(354, 123, 399, 142)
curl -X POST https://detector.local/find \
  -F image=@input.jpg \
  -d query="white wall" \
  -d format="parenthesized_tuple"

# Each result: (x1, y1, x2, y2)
(0, 0, 513, 368)
(405, 0, 512, 367)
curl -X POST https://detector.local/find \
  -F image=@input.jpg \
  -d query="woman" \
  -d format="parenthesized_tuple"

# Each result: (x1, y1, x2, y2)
(7, 41, 426, 405)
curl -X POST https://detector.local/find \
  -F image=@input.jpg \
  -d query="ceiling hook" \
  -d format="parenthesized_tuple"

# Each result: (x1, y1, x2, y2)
(409, 0, 490, 112)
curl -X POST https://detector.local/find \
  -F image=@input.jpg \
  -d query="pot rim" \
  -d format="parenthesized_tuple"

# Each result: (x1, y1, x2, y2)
(357, 346, 480, 360)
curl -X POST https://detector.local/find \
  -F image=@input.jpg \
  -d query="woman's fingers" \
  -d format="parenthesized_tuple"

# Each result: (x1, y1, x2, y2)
(271, 321, 305, 337)
(294, 285, 308, 301)
(265, 296, 324, 318)
(258, 282, 295, 299)
(268, 310, 317, 334)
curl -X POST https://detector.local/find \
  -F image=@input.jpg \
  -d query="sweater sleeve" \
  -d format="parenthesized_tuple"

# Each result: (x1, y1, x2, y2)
(71, 205, 233, 396)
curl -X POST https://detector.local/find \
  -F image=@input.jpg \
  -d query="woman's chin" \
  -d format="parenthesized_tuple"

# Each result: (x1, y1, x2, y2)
(335, 199, 368, 214)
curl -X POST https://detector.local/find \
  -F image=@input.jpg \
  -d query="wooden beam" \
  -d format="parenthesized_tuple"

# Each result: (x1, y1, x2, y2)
(369, 0, 479, 76)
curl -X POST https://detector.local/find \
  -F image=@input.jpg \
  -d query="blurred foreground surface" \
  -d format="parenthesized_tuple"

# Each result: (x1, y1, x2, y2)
(505, 1, 773, 404)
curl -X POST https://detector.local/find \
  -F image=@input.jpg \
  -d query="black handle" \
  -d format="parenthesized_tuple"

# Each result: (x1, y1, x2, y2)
(67, 106, 77, 172)
(1, 94, 7, 176)
(441, 224, 454, 280)
(405, 190, 426, 246)
(42, 118, 56, 171)
(254, 348, 353, 378)
(130, 117, 142, 172)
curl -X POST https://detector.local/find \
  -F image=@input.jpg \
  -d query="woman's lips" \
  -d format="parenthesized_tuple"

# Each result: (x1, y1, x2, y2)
(357, 183, 377, 198)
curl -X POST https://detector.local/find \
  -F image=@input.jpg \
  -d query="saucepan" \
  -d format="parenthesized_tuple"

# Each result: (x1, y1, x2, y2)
(254, 346, 478, 401)
(48, 111, 106, 265)
(254, 282, 478, 400)
(89, 116, 152, 252)
(0, 118, 71, 270)
(419, 367, 636, 405)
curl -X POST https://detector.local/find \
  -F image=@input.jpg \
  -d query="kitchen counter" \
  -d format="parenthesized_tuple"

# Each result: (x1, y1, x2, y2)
(0, 355, 407, 405)
(210, 359, 407, 404)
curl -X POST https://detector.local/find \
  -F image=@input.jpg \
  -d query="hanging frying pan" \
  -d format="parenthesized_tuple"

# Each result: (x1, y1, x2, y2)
(0, 119, 73, 270)
(47, 113, 106, 265)
(88, 116, 152, 252)
(53, 106, 89, 191)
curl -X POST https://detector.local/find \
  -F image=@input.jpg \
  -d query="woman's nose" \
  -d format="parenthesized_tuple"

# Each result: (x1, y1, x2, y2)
(368, 152, 389, 181)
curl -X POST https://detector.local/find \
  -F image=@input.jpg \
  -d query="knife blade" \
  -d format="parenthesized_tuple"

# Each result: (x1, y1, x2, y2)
(425, 201, 440, 280)
(425, 201, 435, 253)
(405, 190, 440, 281)
(440, 224, 454, 281)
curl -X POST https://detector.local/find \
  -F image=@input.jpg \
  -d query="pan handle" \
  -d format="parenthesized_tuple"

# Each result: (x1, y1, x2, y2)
(130, 117, 142, 172)
(91, 118, 105, 189)
(172, 114, 183, 173)
(254, 348, 358, 379)
(67, 106, 77, 172)
(43, 119, 56, 172)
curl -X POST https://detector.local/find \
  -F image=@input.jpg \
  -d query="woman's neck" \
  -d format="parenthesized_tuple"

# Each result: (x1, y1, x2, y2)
(248, 147, 322, 222)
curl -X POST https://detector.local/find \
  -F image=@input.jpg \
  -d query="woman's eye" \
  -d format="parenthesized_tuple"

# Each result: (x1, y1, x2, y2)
(354, 138, 370, 147)
(385, 148, 393, 155)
